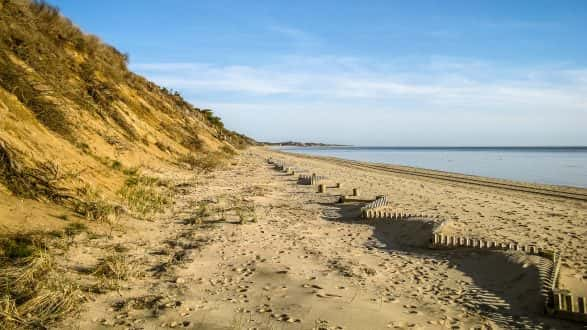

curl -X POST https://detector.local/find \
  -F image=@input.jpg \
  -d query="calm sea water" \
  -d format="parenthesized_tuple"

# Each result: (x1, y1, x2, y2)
(278, 146, 587, 188)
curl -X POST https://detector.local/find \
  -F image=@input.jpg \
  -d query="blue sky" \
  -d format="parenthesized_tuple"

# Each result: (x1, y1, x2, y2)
(50, 0, 587, 146)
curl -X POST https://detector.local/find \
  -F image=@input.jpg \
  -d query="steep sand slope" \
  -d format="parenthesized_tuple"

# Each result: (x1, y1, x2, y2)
(0, 0, 252, 234)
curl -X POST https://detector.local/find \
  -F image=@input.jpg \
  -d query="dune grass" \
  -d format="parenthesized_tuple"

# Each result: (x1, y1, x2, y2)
(118, 174, 171, 217)
(91, 253, 140, 291)
(0, 234, 83, 329)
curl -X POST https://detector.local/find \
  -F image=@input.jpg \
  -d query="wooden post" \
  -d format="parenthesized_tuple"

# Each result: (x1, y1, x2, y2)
(554, 292, 564, 311)
(352, 188, 359, 196)
(565, 295, 575, 312)
(578, 296, 586, 314)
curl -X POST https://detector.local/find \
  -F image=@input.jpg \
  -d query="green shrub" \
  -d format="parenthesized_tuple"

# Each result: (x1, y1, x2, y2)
(201, 109, 224, 129)
(111, 160, 123, 170)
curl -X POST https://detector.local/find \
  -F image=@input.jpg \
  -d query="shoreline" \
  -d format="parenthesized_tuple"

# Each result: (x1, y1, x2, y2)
(273, 148, 587, 200)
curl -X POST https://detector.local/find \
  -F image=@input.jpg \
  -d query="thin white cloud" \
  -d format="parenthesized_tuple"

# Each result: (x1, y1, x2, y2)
(132, 57, 587, 110)
(130, 55, 587, 144)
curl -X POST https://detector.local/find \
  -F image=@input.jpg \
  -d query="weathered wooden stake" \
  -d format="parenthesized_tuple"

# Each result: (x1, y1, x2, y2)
(554, 292, 564, 311)
(565, 295, 575, 312)
(578, 296, 586, 314)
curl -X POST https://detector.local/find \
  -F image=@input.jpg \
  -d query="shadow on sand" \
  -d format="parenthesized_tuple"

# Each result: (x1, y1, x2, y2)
(319, 202, 571, 329)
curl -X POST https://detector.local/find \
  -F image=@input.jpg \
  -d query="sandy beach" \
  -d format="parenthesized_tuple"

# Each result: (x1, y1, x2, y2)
(51, 147, 586, 329)
(2, 1, 587, 328)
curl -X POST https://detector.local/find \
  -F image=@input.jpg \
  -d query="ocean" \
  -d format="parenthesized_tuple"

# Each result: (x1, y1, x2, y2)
(277, 146, 587, 188)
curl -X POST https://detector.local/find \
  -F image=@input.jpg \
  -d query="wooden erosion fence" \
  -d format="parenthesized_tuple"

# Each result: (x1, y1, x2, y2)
(430, 232, 586, 322)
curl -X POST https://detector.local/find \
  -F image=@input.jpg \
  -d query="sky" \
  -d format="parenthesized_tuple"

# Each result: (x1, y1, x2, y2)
(49, 0, 587, 146)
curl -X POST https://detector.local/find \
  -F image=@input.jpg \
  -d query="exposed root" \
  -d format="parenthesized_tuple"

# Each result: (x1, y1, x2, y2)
(0, 139, 74, 202)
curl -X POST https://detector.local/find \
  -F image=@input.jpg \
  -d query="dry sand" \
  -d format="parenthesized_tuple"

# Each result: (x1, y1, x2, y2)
(56, 147, 586, 329)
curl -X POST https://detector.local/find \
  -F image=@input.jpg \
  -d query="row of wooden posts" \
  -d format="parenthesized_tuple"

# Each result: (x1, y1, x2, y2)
(553, 289, 587, 320)
(548, 257, 586, 321)
(298, 174, 326, 185)
(535, 246, 586, 321)
(363, 210, 439, 220)
(431, 233, 544, 255)
(362, 195, 387, 210)
(268, 158, 358, 196)
(267, 157, 586, 322)
(431, 232, 585, 320)
(359, 195, 440, 220)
